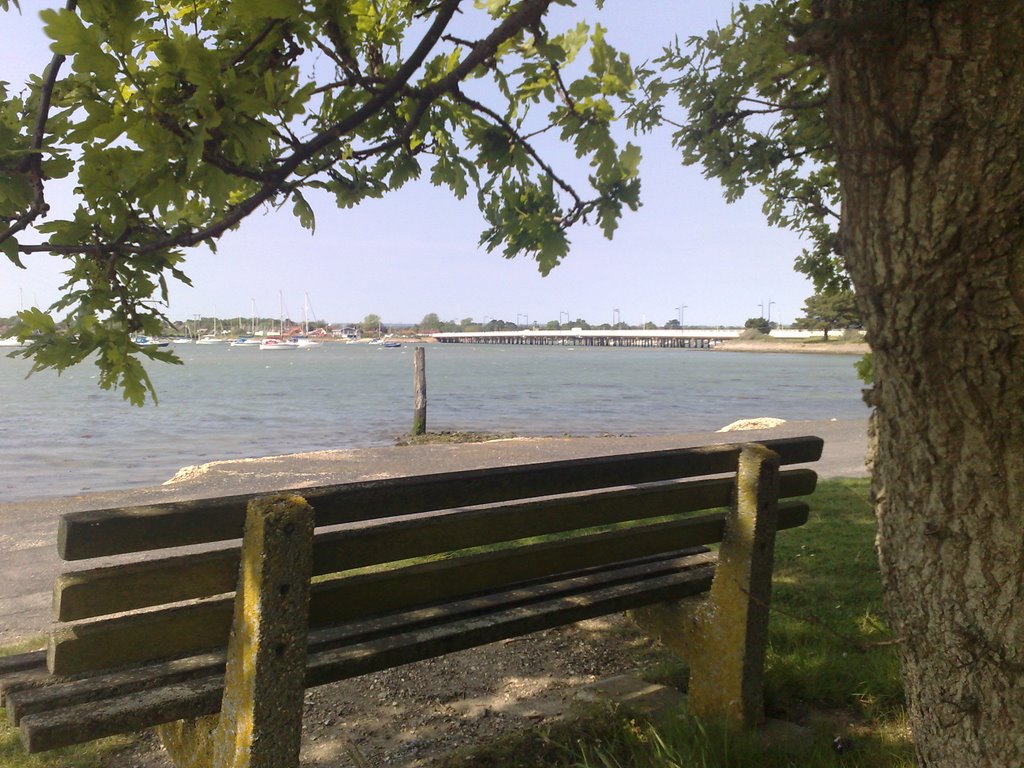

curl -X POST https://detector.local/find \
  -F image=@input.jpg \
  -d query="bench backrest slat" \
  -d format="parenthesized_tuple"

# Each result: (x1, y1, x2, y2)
(57, 437, 823, 560)
(49, 500, 809, 675)
(55, 468, 818, 622)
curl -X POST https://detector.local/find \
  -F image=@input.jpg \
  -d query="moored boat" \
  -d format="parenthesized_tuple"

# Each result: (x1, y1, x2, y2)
(131, 335, 170, 348)
(259, 337, 297, 350)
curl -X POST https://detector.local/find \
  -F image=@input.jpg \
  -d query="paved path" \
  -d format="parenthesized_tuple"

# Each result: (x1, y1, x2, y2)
(0, 419, 868, 645)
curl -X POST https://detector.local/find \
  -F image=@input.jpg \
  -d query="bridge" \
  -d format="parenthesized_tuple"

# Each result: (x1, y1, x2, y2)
(431, 329, 742, 348)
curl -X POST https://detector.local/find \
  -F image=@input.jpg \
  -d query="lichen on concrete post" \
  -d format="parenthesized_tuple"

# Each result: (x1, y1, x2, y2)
(630, 443, 780, 728)
(157, 494, 315, 768)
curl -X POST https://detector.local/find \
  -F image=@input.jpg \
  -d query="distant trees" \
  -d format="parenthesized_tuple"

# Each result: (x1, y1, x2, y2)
(664, 318, 681, 330)
(360, 314, 383, 336)
(793, 290, 861, 340)
(743, 317, 776, 335)
(419, 313, 442, 332)
(483, 319, 517, 332)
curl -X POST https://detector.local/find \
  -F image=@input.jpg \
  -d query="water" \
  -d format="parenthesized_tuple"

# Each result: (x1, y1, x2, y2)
(0, 343, 866, 501)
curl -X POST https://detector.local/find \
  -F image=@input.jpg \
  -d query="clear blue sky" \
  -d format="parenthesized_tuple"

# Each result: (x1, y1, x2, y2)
(0, 2, 813, 328)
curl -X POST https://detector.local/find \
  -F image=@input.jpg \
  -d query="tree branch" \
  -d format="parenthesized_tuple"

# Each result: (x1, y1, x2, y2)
(16, 0, 560, 259)
(0, 0, 77, 251)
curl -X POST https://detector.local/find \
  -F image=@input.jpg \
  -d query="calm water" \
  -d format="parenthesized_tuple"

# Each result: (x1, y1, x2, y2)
(0, 343, 866, 501)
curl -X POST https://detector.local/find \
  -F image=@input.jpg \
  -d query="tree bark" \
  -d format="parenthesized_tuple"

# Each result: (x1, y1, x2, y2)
(819, 2, 1024, 764)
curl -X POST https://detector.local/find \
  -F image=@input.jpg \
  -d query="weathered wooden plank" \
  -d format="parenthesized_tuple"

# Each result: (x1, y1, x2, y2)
(5, 651, 225, 724)
(58, 436, 823, 559)
(54, 468, 817, 621)
(1, 668, 47, 706)
(0, 650, 46, 676)
(302, 567, 717, 688)
(48, 502, 808, 676)
(20, 676, 224, 753)
(23, 563, 718, 751)
(12, 550, 716, 725)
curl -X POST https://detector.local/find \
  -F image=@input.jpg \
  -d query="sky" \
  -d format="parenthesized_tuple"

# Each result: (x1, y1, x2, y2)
(0, 2, 814, 329)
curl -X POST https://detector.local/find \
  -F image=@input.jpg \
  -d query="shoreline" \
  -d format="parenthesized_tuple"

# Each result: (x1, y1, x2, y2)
(714, 339, 869, 355)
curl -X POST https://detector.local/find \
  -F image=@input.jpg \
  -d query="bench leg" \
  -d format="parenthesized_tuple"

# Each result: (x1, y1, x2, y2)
(632, 444, 780, 727)
(156, 495, 315, 768)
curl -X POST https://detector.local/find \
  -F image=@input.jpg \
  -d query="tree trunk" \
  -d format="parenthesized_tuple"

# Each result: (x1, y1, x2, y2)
(819, 2, 1024, 764)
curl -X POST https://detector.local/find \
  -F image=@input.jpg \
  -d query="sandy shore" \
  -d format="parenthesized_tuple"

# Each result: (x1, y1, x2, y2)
(715, 339, 870, 354)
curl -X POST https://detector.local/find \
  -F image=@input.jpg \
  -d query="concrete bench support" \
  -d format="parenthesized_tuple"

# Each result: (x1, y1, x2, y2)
(156, 495, 315, 768)
(632, 444, 780, 726)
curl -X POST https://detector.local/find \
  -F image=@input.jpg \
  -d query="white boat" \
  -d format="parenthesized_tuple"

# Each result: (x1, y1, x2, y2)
(0, 338, 24, 348)
(259, 337, 297, 350)
(293, 336, 322, 348)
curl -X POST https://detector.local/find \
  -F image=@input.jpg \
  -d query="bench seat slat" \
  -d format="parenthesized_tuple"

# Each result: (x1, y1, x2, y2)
(55, 468, 818, 622)
(57, 437, 823, 560)
(20, 559, 718, 752)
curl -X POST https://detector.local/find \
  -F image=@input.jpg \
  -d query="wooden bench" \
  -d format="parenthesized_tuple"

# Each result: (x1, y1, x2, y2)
(0, 437, 822, 767)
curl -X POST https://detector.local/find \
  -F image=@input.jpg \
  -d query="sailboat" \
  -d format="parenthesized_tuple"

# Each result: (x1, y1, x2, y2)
(231, 299, 261, 346)
(261, 292, 298, 350)
(293, 293, 322, 348)
(196, 309, 226, 344)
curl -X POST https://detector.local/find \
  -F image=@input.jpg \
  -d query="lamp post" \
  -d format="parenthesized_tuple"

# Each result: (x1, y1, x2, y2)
(612, 308, 621, 327)
(516, 313, 528, 328)
(768, 300, 776, 325)
(559, 310, 570, 327)
(675, 304, 688, 326)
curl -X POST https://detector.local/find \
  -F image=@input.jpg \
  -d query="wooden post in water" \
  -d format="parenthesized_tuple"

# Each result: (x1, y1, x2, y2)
(412, 346, 426, 436)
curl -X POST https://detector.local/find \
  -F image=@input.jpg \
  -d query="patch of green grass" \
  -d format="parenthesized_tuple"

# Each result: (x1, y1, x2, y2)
(766, 479, 903, 720)
(0, 640, 45, 658)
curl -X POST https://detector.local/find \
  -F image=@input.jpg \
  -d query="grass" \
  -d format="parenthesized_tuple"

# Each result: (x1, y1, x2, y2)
(436, 478, 915, 768)
(1, 479, 911, 767)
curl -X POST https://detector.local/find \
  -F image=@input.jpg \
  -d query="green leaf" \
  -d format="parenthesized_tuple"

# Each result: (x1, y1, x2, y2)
(292, 190, 316, 232)
(1, 234, 23, 267)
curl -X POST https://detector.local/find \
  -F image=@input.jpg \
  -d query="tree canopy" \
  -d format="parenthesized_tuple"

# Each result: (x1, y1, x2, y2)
(1, 0, 640, 403)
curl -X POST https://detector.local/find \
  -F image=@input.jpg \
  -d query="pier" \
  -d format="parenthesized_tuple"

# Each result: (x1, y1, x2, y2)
(432, 329, 741, 348)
